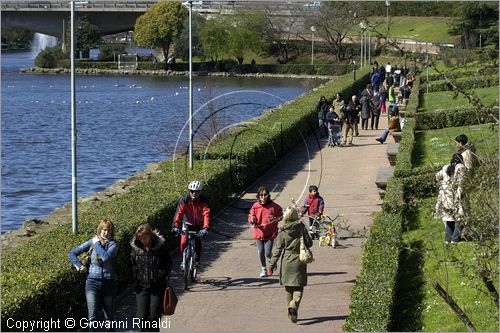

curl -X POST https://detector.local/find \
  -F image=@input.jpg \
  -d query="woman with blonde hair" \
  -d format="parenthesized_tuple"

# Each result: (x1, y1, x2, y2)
(269, 206, 313, 323)
(68, 219, 119, 330)
(130, 224, 172, 332)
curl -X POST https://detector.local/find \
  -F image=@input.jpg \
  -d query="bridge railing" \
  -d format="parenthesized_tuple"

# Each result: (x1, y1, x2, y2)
(1, 0, 157, 10)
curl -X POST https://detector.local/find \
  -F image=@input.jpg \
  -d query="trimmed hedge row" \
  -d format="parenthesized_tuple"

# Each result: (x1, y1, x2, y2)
(1, 69, 371, 330)
(415, 106, 498, 130)
(421, 75, 499, 93)
(424, 66, 498, 82)
(343, 209, 404, 331)
(55, 60, 353, 76)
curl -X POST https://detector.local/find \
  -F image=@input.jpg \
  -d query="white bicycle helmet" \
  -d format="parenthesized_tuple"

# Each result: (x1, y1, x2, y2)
(188, 180, 203, 191)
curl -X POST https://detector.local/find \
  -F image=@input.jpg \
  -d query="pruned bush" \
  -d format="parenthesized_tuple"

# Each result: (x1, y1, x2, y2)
(34, 46, 66, 68)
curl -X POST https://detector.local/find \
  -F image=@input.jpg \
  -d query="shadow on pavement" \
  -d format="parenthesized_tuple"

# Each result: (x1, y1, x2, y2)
(298, 315, 348, 325)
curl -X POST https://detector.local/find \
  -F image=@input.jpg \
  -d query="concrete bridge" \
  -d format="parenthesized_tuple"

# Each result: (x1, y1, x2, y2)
(1, 1, 309, 38)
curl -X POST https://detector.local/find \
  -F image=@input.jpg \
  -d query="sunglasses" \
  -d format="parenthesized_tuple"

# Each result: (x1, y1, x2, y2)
(310, 190, 317, 193)
(259, 193, 270, 198)
(190, 190, 201, 194)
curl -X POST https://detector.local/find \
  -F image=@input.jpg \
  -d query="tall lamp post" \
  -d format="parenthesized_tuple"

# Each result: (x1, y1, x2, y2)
(359, 21, 367, 67)
(182, 1, 194, 169)
(70, 0, 88, 234)
(385, 1, 390, 36)
(310, 26, 315, 66)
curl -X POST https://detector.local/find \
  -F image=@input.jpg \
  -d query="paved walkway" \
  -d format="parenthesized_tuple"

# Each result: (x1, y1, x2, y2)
(115, 125, 392, 332)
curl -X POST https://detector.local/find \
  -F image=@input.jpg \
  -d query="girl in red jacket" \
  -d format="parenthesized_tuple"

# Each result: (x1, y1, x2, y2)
(248, 186, 283, 278)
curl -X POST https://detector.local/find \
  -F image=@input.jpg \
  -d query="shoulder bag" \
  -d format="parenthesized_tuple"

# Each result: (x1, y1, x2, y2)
(163, 279, 178, 315)
(299, 233, 314, 264)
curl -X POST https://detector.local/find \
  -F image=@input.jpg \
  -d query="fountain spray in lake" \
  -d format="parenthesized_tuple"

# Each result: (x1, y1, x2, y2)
(31, 33, 58, 58)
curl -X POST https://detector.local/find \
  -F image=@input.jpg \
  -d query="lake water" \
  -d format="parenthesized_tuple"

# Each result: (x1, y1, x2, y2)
(1, 51, 321, 232)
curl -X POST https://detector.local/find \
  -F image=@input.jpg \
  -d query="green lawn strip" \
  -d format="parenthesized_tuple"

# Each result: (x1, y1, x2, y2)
(419, 86, 499, 112)
(394, 198, 499, 332)
(412, 124, 498, 168)
(355, 16, 455, 43)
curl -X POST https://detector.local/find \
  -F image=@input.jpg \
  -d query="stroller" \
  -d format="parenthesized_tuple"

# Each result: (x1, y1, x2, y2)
(331, 120, 342, 146)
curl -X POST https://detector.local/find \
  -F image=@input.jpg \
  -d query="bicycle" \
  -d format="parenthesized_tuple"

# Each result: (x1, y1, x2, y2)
(301, 212, 339, 248)
(181, 230, 200, 290)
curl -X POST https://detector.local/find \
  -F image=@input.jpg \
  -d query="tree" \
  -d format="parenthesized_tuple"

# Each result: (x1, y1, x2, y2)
(134, 1, 187, 68)
(261, 3, 303, 64)
(65, 16, 101, 59)
(173, 12, 206, 60)
(225, 10, 266, 69)
(305, 1, 363, 62)
(449, 2, 499, 49)
(199, 18, 229, 63)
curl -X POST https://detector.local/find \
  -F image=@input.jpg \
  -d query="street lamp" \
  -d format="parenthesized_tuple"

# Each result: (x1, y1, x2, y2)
(385, 1, 390, 36)
(359, 21, 367, 67)
(310, 26, 316, 66)
(70, 0, 88, 234)
(182, 1, 194, 169)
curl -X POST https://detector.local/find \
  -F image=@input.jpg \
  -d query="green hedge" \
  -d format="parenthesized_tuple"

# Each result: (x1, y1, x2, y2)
(1, 69, 371, 330)
(424, 66, 498, 82)
(421, 75, 499, 93)
(415, 106, 498, 130)
(53, 60, 353, 76)
(343, 210, 403, 331)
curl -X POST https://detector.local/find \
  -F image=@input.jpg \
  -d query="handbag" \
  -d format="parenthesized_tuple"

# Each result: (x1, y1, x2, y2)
(79, 245, 93, 273)
(299, 233, 314, 264)
(163, 284, 178, 315)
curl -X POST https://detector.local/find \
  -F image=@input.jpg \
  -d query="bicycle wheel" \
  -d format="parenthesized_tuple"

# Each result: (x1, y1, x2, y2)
(183, 248, 191, 290)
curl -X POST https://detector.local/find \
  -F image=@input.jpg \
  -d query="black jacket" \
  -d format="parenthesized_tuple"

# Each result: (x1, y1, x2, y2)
(130, 231, 172, 290)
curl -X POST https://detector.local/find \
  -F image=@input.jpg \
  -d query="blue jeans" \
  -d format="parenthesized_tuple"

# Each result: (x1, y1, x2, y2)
(445, 221, 461, 242)
(256, 239, 274, 267)
(378, 129, 390, 142)
(85, 278, 117, 331)
(318, 119, 327, 138)
(135, 285, 165, 332)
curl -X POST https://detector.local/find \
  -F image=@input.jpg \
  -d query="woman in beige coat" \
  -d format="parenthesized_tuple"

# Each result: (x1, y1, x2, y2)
(269, 206, 313, 323)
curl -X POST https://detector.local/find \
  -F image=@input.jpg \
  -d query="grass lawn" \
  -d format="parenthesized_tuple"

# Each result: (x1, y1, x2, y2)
(412, 124, 498, 168)
(392, 198, 499, 332)
(362, 16, 456, 43)
(419, 86, 499, 112)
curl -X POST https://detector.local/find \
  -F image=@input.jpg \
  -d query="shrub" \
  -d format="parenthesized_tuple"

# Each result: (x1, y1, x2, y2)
(34, 46, 66, 68)
(421, 75, 499, 93)
(415, 106, 498, 130)
(98, 43, 126, 61)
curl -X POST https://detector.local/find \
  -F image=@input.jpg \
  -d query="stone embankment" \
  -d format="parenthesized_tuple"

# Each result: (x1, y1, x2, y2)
(20, 67, 333, 80)
(1, 162, 162, 252)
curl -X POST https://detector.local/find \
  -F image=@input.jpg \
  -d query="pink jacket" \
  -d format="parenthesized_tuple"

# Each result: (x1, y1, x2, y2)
(248, 201, 283, 240)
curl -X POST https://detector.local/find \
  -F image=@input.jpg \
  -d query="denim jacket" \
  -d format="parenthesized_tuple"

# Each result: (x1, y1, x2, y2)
(68, 238, 119, 280)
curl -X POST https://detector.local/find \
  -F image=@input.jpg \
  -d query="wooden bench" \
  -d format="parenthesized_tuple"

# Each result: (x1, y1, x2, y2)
(392, 131, 402, 143)
(386, 143, 400, 166)
(375, 166, 394, 199)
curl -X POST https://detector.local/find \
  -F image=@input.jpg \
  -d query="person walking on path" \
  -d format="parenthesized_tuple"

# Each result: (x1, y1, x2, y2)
(130, 224, 172, 332)
(326, 105, 341, 147)
(248, 186, 283, 277)
(269, 206, 313, 324)
(360, 87, 373, 131)
(340, 97, 358, 146)
(434, 153, 467, 244)
(172, 180, 210, 270)
(455, 134, 477, 171)
(68, 219, 119, 331)
(379, 85, 388, 114)
(371, 93, 381, 130)
(316, 95, 330, 139)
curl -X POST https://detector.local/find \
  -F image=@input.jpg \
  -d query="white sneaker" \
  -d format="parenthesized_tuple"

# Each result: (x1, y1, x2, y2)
(180, 262, 185, 271)
(260, 268, 267, 278)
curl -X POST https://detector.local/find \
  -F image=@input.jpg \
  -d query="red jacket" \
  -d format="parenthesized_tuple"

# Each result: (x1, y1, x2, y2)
(300, 194, 325, 217)
(173, 194, 210, 229)
(248, 201, 283, 240)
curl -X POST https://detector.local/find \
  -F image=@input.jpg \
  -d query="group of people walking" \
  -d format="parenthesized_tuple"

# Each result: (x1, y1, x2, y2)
(69, 179, 318, 329)
(315, 61, 415, 147)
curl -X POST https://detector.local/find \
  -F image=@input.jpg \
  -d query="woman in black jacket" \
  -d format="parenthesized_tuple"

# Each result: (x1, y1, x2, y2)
(130, 224, 172, 331)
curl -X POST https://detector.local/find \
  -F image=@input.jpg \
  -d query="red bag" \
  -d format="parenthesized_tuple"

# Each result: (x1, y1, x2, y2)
(163, 285, 178, 315)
